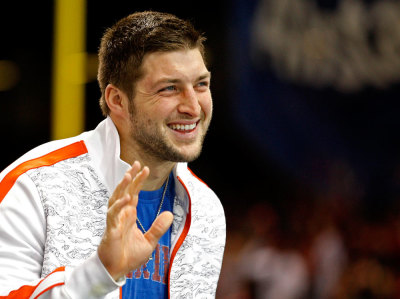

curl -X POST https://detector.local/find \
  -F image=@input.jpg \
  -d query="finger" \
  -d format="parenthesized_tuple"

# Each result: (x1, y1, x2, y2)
(107, 194, 134, 227)
(109, 162, 141, 208)
(127, 166, 150, 206)
(117, 162, 141, 197)
(108, 173, 131, 208)
(126, 161, 142, 182)
(144, 211, 174, 248)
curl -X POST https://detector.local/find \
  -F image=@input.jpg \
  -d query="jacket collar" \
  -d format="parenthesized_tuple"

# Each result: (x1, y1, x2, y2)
(84, 116, 131, 193)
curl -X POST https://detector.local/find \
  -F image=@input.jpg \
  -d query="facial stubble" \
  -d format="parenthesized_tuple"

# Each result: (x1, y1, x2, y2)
(128, 101, 211, 163)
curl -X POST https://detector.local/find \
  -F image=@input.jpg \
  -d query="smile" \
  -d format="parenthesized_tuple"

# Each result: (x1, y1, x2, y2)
(168, 122, 197, 132)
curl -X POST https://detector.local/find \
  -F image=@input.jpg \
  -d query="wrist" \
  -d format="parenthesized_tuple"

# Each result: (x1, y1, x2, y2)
(97, 242, 124, 281)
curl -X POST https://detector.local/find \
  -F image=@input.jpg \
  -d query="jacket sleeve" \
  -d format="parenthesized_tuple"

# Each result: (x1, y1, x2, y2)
(0, 173, 124, 299)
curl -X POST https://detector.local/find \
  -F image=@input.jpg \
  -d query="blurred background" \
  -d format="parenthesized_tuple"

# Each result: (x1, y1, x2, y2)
(1, 0, 400, 298)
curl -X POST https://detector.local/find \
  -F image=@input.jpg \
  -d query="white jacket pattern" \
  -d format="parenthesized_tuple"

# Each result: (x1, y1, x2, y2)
(0, 117, 226, 299)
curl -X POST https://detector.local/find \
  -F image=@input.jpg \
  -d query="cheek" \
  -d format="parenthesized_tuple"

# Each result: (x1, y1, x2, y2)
(144, 101, 174, 120)
(200, 94, 213, 117)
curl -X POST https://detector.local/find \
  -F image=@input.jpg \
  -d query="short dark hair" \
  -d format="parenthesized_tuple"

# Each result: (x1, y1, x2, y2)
(97, 11, 206, 116)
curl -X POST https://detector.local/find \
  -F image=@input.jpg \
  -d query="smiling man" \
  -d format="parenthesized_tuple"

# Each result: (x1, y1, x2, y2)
(0, 11, 225, 299)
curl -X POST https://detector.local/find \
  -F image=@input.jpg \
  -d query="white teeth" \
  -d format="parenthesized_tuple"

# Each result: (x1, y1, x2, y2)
(169, 123, 196, 131)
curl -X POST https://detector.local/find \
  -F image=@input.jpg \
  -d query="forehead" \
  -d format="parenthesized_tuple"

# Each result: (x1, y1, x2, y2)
(139, 49, 208, 83)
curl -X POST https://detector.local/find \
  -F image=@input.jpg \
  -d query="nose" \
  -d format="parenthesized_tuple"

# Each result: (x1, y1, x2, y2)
(178, 87, 201, 117)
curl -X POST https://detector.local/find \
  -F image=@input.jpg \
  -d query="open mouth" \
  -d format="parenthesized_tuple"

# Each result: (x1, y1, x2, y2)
(168, 121, 198, 132)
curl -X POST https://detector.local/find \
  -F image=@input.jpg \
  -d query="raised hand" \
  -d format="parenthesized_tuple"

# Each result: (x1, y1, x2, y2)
(97, 161, 174, 281)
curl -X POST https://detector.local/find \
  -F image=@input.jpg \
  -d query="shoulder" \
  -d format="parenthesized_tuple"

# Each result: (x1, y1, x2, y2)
(175, 163, 224, 214)
(175, 163, 214, 194)
(0, 136, 89, 202)
(1, 136, 87, 178)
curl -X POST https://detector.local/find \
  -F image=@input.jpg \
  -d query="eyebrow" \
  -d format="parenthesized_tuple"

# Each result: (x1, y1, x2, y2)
(198, 72, 212, 81)
(153, 72, 212, 86)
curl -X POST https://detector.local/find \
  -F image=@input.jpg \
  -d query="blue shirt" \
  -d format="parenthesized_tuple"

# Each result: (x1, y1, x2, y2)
(122, 173, 174, 299)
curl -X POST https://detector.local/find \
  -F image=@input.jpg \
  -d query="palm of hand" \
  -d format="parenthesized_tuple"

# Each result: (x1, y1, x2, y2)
(98, 162, 173, 281)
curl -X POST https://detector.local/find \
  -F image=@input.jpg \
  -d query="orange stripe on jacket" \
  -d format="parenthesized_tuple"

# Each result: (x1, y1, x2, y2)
(167, 176, 192, 299)
(0, 141, 88, 205)
(187, 167, 209, 187)
(0, 267, 66, 299)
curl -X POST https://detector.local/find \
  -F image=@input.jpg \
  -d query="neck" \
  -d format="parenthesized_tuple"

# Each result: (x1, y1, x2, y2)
(141, 160, 175, 191)
(120, 143, 176, 191)
(112, 115, 176, 190)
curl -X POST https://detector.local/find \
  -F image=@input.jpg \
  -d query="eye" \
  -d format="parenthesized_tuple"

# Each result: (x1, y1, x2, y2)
(196, 81, 210, 90)
(157, 85, 179, 96)
(159, 85, 177, 92)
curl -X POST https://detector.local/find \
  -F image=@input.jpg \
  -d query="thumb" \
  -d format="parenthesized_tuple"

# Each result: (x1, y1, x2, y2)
(145, 211, 174, 247)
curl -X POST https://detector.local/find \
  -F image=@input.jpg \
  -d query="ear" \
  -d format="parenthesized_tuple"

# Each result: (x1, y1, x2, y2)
(105, 84, 129, 115)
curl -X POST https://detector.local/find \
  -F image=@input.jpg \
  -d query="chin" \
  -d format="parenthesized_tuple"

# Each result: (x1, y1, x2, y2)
(172, 151, 201, 163)
(177, 144, 203, 162)
(182, 153, 201, 163)
(168, 146, 202, 163)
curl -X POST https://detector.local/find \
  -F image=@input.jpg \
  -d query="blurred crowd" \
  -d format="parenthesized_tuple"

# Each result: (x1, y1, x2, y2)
(216, 160, 400, 299)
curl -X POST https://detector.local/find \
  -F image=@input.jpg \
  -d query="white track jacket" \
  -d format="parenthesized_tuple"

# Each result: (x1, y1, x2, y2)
(0, 117, 226, 298)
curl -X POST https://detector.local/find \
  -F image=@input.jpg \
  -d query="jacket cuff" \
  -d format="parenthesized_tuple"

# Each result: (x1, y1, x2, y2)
(64, 252, 126, 298)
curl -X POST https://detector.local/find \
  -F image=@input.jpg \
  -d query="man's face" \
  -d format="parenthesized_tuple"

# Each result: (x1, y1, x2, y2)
(128, 48, 213, 163)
